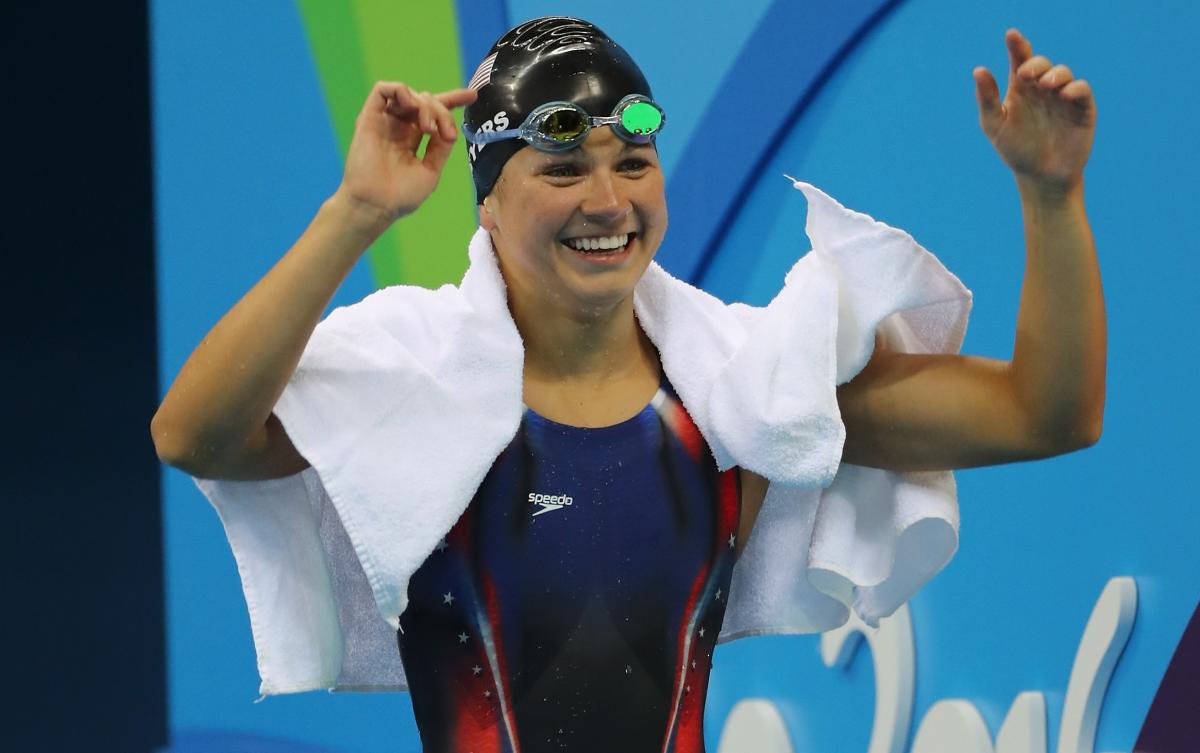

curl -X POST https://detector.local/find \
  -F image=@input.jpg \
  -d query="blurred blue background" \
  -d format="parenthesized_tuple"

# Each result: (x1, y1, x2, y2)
(152, 1, 1199, 751)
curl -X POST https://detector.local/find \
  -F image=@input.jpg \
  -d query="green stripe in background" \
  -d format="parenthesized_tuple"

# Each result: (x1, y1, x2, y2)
(297, 0, 477, 288)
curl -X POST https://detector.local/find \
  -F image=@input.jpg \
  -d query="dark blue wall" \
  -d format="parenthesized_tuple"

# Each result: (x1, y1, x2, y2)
(8, 3, 165, 751)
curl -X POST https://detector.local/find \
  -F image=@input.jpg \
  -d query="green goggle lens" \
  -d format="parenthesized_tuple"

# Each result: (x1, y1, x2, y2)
(619, 100, 663, 136)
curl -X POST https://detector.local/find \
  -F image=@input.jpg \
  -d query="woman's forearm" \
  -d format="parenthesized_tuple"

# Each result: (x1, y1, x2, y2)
(1010, 175, 1106, 450)
(151, 191, 389, 466)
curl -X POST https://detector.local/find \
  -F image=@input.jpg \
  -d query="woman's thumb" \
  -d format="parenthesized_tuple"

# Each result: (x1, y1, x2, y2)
(973, 66, 1003, 134)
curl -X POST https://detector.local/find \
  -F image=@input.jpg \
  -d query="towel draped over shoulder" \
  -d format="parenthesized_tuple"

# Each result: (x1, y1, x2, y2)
(193, 181, 972, 697)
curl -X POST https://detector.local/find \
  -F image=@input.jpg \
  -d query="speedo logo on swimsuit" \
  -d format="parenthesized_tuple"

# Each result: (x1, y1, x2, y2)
(529, 492, 573, 517)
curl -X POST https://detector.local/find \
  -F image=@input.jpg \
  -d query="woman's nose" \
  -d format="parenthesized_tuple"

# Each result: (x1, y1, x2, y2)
(580, 171, 631, 223)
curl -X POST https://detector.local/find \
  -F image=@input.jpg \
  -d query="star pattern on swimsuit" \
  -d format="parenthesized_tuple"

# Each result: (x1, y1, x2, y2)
(715, 588, 722, 601)
(698, 626, 706, 638)
(458, 631, 469, 644)
(728, 533, 736, 549)
(484, 689, 492, 698)
(435, 538, 448, 552)
(443, 591, 455, 605)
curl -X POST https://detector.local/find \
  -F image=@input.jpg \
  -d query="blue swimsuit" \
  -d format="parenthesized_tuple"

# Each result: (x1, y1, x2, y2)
(398, 371, 741, 753)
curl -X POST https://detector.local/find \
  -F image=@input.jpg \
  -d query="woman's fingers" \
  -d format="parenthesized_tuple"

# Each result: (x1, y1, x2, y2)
(414, 90, 458, 141)
(365, 82, 434, 138)
(372, 82, 419, 118)
(423, 88, 479, 140)
(368, 83, 426, 148)
(369, 83, 479, 143)
(1059, 78, 1093, 106)
(1018, 55, 1053, 82)
(381, 88, 417, 118)
(1058, 79, 1095, 124)
(1038, 63, 1074, 90)
(352, 81, 480, 178)
(435, 87, 479, 110)
(421, 88, 479, 170)
(339, 81, 478, 219)
(1008, 30, 1071, 90)
(1005, 28, 1034, 74)
(421, 122, 456, 175)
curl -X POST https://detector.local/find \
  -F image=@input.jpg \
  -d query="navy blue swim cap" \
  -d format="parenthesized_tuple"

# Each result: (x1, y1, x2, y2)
(463, 17, 654, 204)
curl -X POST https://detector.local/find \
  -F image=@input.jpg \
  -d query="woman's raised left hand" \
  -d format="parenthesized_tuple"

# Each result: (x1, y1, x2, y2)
(973, 28, 1096, 193)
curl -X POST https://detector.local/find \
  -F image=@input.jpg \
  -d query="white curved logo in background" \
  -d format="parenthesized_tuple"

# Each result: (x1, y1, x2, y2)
(716, 577, 1137, 753)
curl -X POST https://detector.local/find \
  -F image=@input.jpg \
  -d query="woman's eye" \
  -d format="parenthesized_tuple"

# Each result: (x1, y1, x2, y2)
(619, 158, 649, 172)
(545, 164, 579, 178)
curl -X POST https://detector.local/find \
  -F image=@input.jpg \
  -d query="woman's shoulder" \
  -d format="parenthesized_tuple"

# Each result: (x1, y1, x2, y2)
(322, 280, 466, 333)
(302, 281, 473, 370)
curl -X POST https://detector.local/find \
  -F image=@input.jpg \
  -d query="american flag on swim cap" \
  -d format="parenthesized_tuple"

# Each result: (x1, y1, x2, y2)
(467, 52, 497, 91)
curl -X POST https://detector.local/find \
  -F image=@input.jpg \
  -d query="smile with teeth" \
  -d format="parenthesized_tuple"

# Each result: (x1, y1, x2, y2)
(562, 232, 635, 252)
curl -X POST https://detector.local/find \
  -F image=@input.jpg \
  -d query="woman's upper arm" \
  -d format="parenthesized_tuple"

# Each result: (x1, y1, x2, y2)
(834, 337, 1076, 472)
(159, 412, 311, 481)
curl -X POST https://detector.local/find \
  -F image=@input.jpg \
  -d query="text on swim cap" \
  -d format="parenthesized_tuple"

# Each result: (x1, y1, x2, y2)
(468, 111, 510, 161)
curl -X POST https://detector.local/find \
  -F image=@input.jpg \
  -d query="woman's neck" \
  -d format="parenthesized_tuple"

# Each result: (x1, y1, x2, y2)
(510, 293, 656, 387)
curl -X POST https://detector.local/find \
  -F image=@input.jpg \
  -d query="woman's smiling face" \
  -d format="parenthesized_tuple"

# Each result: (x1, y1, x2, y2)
(480, 126, 668, 317)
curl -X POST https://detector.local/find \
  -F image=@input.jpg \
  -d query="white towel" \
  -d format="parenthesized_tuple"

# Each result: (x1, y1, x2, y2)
(192, 180, 972, 697)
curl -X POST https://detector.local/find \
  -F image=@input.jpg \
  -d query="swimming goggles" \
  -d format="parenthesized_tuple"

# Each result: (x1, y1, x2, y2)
(464, 94, 665, 152)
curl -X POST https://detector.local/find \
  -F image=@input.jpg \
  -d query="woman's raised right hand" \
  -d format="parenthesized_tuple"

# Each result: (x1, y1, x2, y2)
(334, 81, 478, 230)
